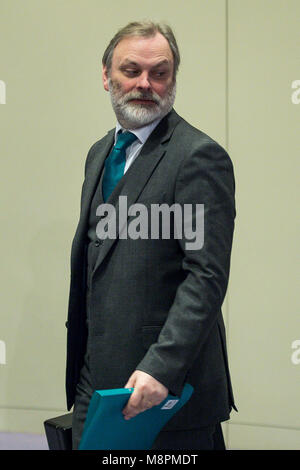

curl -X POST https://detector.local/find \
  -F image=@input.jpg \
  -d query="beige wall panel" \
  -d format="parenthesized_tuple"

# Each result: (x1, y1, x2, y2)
(228, 423, 300, 451)
(0, 408, 65, 435)
(227, 0, 300, 445)
(0, 0, 227, 431)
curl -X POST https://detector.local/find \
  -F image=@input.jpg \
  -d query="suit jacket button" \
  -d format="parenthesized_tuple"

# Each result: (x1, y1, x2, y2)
(95, 240, 100, 247)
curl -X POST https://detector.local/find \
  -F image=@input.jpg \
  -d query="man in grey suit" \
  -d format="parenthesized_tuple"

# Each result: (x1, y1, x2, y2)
(66, 20, 237, 450)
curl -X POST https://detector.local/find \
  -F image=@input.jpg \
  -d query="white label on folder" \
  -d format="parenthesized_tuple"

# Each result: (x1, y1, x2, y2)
(161, 399, 179, 410)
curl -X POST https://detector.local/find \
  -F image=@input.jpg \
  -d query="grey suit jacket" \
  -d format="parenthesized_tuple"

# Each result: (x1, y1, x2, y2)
(65, 108, 237, 429)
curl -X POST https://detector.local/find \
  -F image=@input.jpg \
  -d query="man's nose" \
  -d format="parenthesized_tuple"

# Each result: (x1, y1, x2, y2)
(136, 72, 151, 90)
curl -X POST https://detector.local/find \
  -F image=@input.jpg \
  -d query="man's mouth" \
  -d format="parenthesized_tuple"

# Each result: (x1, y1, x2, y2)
(128, 98, 157, 105)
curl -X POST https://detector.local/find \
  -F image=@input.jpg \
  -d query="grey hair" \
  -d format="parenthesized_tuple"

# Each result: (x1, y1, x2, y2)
(102, 20, 180, 79)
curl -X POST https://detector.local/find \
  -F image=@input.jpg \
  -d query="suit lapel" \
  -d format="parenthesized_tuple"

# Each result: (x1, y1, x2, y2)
(71, 129, 114, 259)
(92, 109, 182, 275)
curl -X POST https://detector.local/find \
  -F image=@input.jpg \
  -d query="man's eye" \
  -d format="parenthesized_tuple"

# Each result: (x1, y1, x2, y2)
(152, 71, 167, 78)
(125, 69, 139, 76)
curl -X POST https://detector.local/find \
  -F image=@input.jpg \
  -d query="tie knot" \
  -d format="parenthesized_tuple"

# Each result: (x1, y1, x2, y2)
(114, 131, 137, 150)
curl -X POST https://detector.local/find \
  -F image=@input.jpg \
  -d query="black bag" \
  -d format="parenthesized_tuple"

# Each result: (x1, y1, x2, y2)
(44, 412, 73, 450)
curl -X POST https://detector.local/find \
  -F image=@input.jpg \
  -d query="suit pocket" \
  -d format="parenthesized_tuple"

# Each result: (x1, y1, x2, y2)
(141, 325, 163, 350)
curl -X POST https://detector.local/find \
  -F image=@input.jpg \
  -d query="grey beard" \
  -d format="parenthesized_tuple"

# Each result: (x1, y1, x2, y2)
(108, 78, 176, 129)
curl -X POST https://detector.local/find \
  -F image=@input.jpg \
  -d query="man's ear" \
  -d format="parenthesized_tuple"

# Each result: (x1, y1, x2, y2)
(102, 65, 109, 91)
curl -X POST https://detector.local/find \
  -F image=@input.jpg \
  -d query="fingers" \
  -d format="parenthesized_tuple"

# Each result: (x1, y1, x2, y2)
(123, 392, 158, 420)
(122, 370, 168, 420)
(124, 376, 135, 389)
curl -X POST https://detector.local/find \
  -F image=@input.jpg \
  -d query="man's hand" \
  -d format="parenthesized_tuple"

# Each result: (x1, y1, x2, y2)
(122, 370, 168, 420)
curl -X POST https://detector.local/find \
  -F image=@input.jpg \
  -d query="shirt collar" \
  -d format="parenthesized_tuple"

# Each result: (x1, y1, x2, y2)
(114, 116, 163, 145)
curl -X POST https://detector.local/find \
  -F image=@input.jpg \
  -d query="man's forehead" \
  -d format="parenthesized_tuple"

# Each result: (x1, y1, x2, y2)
(120, 58, 171, 68)
(112, 33, 173, 65)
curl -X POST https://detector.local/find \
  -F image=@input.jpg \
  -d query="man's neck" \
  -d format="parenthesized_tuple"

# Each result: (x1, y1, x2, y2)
(115, 116, 163, 144)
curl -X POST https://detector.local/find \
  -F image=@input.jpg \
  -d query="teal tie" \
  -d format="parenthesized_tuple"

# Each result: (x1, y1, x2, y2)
(102, 131, 137, 202)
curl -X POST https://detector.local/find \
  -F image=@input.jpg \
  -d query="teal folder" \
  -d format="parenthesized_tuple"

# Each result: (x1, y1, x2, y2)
(78, 383, 194, 450)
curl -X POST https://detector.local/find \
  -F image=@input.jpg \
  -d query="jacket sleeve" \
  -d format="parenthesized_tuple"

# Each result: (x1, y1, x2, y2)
(135, 139, 236, 396)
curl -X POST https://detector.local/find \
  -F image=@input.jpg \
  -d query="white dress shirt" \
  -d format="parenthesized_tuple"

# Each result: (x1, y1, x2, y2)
(114, 117, 163, 174)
